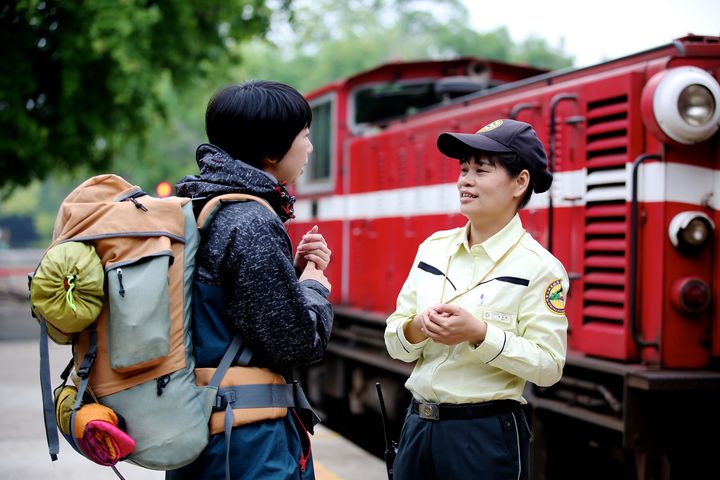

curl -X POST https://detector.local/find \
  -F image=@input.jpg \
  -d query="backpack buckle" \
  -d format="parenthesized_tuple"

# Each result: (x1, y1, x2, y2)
(77, 330, 99, 379)
(213, 390, 236, 411)
(77, 349, 97, 380)
(77, 351, 96, 379)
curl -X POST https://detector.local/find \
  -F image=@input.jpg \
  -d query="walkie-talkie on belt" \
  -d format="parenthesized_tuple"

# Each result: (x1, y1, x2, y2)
(375, 382, 398, 480)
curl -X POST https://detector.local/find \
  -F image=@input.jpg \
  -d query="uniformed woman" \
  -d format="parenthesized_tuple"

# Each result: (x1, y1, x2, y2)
(385, 119, 569, 480)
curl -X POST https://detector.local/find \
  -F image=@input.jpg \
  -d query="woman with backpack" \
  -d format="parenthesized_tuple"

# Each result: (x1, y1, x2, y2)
(166, 80, 333, 479)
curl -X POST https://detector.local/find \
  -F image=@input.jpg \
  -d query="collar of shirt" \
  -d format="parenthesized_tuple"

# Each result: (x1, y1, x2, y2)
(445, 213, 525, 262)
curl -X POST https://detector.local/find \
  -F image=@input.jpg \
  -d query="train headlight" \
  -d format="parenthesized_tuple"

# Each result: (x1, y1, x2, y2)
(641, 67, 720, 144)
(670, 277, 711, 314)
(668, 211, 714, 254)
(679, 84, 715, 126)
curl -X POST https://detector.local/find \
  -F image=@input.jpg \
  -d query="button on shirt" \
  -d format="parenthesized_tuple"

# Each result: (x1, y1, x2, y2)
(385, 214, 568, 404)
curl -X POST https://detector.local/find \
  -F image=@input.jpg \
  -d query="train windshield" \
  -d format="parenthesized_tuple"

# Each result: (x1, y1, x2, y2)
(352, 78, 486, 130)
(353, 81, 440, 127)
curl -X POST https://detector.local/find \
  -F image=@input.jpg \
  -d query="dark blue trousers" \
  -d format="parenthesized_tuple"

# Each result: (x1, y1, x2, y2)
(393, 404, 531, 480)
(166, 412, 314, 480)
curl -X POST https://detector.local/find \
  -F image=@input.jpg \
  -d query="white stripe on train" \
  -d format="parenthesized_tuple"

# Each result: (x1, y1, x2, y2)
(293, 162, 718, 222)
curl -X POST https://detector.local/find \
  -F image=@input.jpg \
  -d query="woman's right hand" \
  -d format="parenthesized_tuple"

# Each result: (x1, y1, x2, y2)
(403, 306, 441, 344)
(299, 261, 332, 293)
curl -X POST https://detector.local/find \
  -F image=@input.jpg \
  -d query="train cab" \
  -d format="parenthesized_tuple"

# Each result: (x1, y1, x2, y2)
(289, 57, 547, 312)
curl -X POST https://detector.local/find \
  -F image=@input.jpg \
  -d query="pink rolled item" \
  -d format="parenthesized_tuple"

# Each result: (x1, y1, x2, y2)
(76, 419, 136, 466)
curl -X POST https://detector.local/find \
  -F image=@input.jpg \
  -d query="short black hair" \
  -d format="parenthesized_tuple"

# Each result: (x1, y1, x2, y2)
(205, 80, 312, 169)
(461, 151, 535, 208)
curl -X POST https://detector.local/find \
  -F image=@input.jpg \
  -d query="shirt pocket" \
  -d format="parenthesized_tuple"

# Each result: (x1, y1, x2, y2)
(459, 281, 522, 332)
(480, 309, 517, 331)
(416, 261, 455, 309)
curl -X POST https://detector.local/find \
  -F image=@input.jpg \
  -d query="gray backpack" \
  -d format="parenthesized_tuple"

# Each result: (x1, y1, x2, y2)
(30, 175, 314, 477)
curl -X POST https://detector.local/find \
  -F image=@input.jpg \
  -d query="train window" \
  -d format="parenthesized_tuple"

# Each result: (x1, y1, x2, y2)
(353, 81, 439, 128)
(351, 78, 486, 132)
(298, 94, 335, 194)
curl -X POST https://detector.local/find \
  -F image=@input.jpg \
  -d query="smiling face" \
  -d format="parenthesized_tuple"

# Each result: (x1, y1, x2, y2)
(457, 153, 529, 231)
(263, 127, 313, 185)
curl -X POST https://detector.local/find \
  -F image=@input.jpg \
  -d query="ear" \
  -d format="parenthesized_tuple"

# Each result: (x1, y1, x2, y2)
(513, 170, 530, 199)
(261, 156, 279, 171)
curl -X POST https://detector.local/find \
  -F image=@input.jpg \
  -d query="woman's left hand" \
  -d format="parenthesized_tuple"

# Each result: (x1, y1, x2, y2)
(294, 225, 332, 271)
(424, 304, 487, 346)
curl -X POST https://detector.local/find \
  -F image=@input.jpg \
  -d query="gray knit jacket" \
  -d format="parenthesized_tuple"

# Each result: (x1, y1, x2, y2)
(176, 144, 333, 368)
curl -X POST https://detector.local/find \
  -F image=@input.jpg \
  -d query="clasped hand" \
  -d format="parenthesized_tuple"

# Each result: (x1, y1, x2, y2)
(415, 304, 486, 346)
(294, 225, 331, 271)
(296, 225, 332, 292)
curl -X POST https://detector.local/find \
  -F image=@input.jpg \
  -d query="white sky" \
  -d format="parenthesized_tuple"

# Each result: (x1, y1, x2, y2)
(461, 0, 720, 67)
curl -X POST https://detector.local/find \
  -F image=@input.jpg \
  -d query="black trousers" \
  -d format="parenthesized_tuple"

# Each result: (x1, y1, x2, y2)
(393, 402, 531, 480)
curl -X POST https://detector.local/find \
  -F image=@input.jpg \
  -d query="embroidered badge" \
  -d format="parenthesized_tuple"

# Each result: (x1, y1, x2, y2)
(544, 279, 565, 315)
(477, 119, 503, 133)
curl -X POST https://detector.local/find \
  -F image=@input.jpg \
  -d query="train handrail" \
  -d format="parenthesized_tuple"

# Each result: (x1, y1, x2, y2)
(630, 153, 661, 349)
(547, 93, 578, 253)
(509, 102, 539, 120)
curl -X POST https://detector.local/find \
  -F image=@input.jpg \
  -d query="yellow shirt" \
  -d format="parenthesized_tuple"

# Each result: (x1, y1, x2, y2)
(385, 214, 568, 404)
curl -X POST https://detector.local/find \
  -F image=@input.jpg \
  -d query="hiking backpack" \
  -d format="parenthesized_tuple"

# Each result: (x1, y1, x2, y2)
(30, 174, 314, 477)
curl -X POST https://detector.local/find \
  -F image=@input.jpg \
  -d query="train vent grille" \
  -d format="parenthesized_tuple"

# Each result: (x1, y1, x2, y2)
(582, 95, 628, 325)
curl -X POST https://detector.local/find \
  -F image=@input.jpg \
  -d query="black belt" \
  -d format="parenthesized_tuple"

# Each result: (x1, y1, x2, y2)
(411, 398, 520, 421)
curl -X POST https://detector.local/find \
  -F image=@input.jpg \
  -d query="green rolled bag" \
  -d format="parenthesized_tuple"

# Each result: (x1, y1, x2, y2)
(54, 384, 78, 435)
(30, 242, 105, 344)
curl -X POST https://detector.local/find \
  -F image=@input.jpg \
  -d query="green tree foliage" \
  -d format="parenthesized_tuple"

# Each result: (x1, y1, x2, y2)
(1, 0, 574, 247)
(513, 35, 574, 71)
(233, 0, 573, 93)
(0, 0, 283, 193)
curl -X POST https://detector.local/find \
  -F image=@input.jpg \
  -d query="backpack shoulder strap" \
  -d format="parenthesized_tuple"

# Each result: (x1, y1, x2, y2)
(196, 194, 276, 231)
(37, 315, 60, 461)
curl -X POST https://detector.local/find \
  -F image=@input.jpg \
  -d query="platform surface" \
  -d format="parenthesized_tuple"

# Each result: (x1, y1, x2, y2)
(0, 339, 386, 479)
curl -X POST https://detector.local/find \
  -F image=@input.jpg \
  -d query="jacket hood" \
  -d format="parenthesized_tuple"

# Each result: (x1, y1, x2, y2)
(176, 144, 295, 222)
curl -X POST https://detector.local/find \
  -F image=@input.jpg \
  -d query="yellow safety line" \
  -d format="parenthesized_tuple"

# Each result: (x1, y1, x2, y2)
(314, 460, 342, 480)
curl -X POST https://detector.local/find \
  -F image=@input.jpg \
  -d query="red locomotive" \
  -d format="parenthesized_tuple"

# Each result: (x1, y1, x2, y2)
(288, 35, 720, 479)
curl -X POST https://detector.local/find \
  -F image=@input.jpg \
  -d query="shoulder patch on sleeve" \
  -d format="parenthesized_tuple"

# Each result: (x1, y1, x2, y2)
(544, 279, 566, 315)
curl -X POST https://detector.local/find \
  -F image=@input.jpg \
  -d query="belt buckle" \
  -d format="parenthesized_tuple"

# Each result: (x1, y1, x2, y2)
(418, 402, 439, 420)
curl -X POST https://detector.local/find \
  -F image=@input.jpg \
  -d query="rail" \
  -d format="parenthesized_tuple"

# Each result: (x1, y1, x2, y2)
(547, 93, 578, 253)
(629, 153, 661, 349)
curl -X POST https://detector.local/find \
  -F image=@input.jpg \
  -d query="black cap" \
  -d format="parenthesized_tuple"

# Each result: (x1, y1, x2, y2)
(437, 119, 553, 193)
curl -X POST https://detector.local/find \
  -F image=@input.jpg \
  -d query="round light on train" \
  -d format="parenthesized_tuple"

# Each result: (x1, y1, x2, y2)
(670, 277, 711, 314)
(681, 217, 711, 245)
(641, 66, 720, 145)
(668, 211, 714, 254)
(678, 84, 715, 126)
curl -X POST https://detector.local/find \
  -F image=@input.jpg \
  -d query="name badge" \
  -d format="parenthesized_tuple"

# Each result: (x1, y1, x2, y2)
(482, 310, 515, 326)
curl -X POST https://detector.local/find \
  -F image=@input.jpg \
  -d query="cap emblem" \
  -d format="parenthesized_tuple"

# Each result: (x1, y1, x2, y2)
(477, 119, 503, 133)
